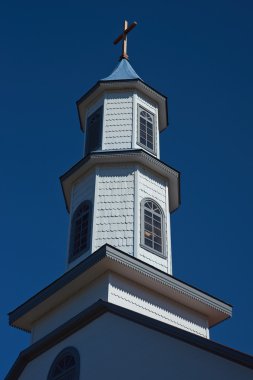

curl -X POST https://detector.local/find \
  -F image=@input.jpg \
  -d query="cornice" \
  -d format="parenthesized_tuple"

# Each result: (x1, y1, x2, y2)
(104, 245, 231, 317)
(76, 79, 168, 132)
(60, 149, 180, 213)
(91, 150, 178, 177)
(99, 79, 167, 102)
(9, 244, 231, 332)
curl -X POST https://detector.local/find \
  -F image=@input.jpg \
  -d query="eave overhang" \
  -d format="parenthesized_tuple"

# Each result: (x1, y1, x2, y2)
(9, 244, 232, 332)
(76, 79, 168, 132)
(60, 149, 180, 213)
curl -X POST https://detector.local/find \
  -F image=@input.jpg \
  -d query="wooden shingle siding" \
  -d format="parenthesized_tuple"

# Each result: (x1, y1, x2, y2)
(67, 171, 96, 268)
(139, 168, 166, 208)
(108, 274, 209, 338)
(104, 92, 133, 150)
(94, 167, 135, 253)
(72, 171, 95, 212)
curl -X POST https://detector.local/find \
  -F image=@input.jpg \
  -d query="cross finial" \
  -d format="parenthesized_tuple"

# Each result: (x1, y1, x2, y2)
(113, 20, 137, 61)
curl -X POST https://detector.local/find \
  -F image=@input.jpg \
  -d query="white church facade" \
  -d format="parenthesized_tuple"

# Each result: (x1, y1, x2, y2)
(5, 22, 253, 380)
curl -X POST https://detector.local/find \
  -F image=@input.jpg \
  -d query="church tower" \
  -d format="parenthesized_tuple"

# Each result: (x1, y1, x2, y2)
(6, 21, 253, 380)
(62, 53, 179, 275)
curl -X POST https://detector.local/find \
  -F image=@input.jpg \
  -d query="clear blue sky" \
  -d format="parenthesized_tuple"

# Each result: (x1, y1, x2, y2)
(1, 0, 253, 377)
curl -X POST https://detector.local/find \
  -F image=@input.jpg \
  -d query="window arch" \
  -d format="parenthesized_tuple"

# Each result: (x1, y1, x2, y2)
(141, 199, 165, 257)
(48, 347, 80, 380)
(69, 200, 92, 263)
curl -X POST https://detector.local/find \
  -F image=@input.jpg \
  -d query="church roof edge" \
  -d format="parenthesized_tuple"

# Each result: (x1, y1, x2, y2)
(6, 299, 253, 380)
(77, 78, 167, 107)
(9, 244, 232, 332)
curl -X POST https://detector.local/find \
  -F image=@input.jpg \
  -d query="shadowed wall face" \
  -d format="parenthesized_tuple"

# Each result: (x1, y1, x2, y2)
(19, 313, 253, 380)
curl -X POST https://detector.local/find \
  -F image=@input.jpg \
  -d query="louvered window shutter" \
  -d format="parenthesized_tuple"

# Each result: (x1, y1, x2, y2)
(85, 106, 103, 154)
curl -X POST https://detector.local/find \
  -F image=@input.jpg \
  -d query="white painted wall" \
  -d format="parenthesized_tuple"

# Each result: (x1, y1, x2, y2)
(31, 274, 109, 343)
(19, 313, 253, 380)
(93, 166, 135, 253)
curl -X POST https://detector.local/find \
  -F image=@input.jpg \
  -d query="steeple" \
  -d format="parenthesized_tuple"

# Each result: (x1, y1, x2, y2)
(61, 48, 180, 273)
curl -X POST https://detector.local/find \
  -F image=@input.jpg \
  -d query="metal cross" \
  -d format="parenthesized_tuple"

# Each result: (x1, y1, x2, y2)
(113, 20, 137, 60)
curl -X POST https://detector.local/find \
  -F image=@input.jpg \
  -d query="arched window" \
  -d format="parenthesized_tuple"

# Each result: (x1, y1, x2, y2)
(141, 199, 165, 257)
(69, 200, 92, 263)
(137, 105, 156, 154)
(48, 347, 80, 380)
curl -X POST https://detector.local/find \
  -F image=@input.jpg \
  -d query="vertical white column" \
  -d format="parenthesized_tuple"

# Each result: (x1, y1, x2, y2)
(165, 182, 172, 275)
(156, 107, 160, 159)
(91, 167, 99, 253)
(132, 92, 137, 149)
(133, 166, 139, 257)
(101, 94, 107, 150)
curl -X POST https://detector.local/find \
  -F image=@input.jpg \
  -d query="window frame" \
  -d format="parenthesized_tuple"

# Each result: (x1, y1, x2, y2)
(137, 104, 157, 155)
(47, 347, 80, 380)
(68, 200, 92, 263)
(85, 106, 103, 155)
(140, 198, 166, 258)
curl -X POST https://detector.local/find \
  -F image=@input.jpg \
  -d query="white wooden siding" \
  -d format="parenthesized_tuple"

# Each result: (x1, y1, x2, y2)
(83, 91, 161, 157)
(67, 165, 171, 273)
(108, 273, 209, 338)
(31, 272, 209, 344)
(94, 166, 135, 253)
(71, 171, 95, 212)
(103, 92, 133, 150)
(137, 167, 171, 273)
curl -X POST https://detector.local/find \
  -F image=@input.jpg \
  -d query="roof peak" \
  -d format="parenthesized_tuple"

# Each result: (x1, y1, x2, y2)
(101, 58, 141, 81)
